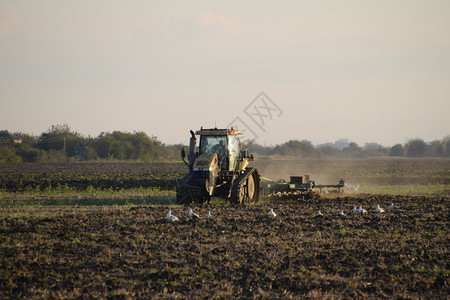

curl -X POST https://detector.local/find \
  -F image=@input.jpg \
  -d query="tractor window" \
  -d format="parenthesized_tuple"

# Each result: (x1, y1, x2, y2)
(228, 136, 240, 171)
(199, 136, 227, 163)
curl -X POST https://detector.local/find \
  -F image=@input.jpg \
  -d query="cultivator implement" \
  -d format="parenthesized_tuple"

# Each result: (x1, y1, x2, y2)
(261, 175, 345, 200)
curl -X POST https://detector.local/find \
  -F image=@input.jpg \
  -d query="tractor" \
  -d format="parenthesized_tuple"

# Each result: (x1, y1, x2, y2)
(176, 127, 260, 205)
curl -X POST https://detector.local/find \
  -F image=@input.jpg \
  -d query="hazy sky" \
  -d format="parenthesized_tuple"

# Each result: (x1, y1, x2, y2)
(1, 1, 449, 146)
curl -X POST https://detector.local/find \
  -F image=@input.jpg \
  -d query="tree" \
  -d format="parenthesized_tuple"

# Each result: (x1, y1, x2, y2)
(95, 132, 115, 159)
(405, 139, 426, 157)
(38, 124, 83, 157)
(343, 142, 363, 158)
(269, 139, 316, 157)
(94, 131, 161, 161)
(81, 146, 98, 160)
(363, 143, 387, 157)
(317, 144, 342, 157)
(389, 144, 404, 157)
(0, 143, 22, 162)
(160, 143, 187, 161)
(442, 135, 450, 158)
(16, 144, 47, 162)
(242, 139, 272, 156)
(425, 140, 443, 157)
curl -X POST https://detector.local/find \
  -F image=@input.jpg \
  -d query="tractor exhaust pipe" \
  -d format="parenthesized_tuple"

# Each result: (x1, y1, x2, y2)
(188, 130, 196, 171)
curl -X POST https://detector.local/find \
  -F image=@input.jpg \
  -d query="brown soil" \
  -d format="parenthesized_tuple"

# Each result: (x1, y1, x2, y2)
(1, 194, 448, 299)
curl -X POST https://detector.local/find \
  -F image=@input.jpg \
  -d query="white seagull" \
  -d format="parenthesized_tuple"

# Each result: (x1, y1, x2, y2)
(390, 203, 399, 209)
(317, 210, 323, 216)
(167, 210, 179, 222)
(340, 210, 345, 216)
(269, 208, 277, 217)
(358, 206, 367, 214)
(188, 208, 200, 219)
(206, 210, 213, 218)
(352, 206, 359, 213)
(375, 204, 385, 213)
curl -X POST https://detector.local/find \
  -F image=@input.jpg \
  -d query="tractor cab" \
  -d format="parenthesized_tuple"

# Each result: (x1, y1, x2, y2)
(196, 127, 243, 172)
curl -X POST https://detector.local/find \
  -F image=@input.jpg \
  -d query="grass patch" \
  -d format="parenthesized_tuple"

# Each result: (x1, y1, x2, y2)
(0, 186, 176, 208)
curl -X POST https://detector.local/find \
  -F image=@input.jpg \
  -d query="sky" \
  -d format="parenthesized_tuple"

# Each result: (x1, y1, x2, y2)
(1, 0, 449, 147)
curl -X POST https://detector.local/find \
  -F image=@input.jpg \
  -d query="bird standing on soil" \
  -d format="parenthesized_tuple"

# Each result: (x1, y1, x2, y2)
(317, 210, 323, 216)
(188, 208, 200, 219)
(167, 210, 179, 222)
(358, 206, 367, 214)
(206, 210, 213, 218)
(390, 203, 399, 209)
(352, 206, 359, 213)
(269, 208, 277, 217)
(375, 204, 385, 213)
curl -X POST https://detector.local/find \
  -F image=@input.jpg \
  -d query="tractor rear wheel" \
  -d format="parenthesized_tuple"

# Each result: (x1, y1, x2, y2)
(230, 168, 260, 204)
(244, 173, 256, 204)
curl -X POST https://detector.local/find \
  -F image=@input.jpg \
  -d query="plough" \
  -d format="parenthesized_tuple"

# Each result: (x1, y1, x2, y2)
(261, 175, 345, 199)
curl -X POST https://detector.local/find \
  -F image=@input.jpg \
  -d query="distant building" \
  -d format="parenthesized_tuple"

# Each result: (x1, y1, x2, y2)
(0, 131, 23, 144)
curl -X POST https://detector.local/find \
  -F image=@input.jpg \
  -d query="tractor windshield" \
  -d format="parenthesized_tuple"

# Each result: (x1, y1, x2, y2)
(228, 135, 239, 171)
(199, 135, 227, 165)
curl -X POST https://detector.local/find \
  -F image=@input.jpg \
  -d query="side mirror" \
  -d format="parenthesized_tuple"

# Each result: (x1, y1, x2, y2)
(181, 147, 190, 168)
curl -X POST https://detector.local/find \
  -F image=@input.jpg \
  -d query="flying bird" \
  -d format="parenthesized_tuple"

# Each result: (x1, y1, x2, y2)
(269, 208, 277, 217)
(340, 210, 345, 216)
(206, 210, 213, 218)
(317, 210, 323, 216)
(375, 204, 385, 213)
(167, 210, 179, 222)
(390, 203, 399, 209)
(352, 206, 359, 213)
(188, 208, 200, 219)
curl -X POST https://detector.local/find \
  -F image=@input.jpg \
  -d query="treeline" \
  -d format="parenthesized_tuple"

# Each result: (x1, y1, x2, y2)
(243, 136, 450, 158)
(0, 125, 182, 163)
(1, 125, 450, 163)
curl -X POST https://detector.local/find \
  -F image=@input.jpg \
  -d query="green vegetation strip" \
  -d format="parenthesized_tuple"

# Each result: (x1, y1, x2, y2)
(0, 186, 176, 208)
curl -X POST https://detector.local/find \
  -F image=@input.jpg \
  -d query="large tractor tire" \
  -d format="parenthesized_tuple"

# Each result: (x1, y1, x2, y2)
(230, 168, 260, 204)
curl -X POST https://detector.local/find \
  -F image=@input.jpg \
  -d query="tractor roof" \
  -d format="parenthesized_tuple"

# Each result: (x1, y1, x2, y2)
(195, 127, 243, 136)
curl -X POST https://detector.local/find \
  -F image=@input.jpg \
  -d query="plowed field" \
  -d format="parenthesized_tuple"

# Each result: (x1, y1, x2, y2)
(1, 195, 448, 298)
(1, 160, 449, 298)
(0, 162, 186, 192)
